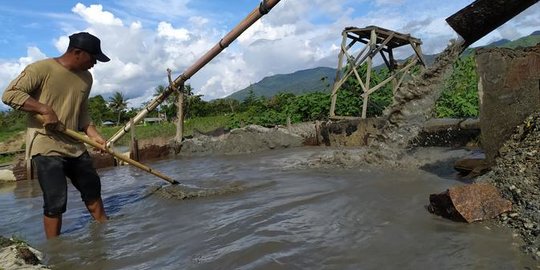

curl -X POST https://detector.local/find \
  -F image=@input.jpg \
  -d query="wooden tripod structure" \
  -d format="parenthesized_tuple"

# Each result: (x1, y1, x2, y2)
(329, 26, 426, 119)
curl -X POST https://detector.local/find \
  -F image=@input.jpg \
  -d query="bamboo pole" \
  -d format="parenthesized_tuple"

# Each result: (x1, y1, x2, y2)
(36, 116, 178, 185)
(129, 118, 139, 161)
(107, 0, 282, 147)
(65, 129, 178, 184)
(362, 29, 376, 119)
(167, 69, 184, 143)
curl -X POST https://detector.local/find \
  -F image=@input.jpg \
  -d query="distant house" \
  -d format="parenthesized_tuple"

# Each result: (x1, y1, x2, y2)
(102, 120, 115, 126)
(143, 117, 165, 125)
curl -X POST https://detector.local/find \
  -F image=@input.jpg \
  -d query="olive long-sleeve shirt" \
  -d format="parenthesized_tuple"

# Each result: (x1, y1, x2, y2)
(2, 58, 94, 157)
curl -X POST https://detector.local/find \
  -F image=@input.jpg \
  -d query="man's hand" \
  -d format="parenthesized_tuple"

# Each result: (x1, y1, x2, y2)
(40, 105, 59, 126)
(21, 98, 60, 130)
(84, 124, 107, 153)
(89, 134, 107, 149)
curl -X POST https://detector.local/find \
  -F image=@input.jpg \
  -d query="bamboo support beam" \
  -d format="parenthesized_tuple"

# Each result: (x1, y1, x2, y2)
(361, 29, 377, 119)
(362, 58, 418, 97)
(330, 31, 348, 116)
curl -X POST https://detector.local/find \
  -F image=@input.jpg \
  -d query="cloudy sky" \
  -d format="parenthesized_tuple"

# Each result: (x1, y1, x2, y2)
(1, 0, 539, 110)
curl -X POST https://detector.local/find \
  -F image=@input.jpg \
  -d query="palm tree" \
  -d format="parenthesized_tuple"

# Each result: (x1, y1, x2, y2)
(153, 85, 178, 121)
(108, 91, 128, 125)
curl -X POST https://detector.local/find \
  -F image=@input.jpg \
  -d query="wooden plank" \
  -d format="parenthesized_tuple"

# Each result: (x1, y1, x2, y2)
(330, 32, 348, 116)
(329, 115, 363, 121)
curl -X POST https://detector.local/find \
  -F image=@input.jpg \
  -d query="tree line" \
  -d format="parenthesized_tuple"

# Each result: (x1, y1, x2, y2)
(1, 55, 479, 132)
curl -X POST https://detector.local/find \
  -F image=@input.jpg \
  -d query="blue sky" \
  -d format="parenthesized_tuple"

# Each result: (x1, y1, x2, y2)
(1, 0, 539, 110)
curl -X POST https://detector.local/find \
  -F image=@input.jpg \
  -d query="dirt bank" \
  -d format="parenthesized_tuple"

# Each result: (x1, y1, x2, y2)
(0, 236, 49, 270)
(0, 131, 25, 153)
(176, 124, 305, 156)
(478, 111, 540, 257)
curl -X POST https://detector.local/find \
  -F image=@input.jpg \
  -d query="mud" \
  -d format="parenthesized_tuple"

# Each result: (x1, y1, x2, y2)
(176, 125, 304, 156)
(0, 131, 25, 153)
(148, 181, 249, 200)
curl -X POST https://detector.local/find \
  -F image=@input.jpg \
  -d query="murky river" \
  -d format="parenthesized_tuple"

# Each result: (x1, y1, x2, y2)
(0, 147, 536, 269)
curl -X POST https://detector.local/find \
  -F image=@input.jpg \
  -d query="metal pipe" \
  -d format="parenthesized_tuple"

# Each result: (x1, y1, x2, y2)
(107, 0, 282, 146)
(446, 0, 539, 46)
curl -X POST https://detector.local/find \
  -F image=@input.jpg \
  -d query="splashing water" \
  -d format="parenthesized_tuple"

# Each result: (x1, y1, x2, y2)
(366, 39, 467, 164)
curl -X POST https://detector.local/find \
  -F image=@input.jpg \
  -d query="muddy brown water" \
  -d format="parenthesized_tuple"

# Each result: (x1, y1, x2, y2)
(0, 147, 536, 269)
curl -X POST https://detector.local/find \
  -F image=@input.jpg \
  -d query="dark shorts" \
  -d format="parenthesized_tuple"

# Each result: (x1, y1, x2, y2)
(32, 151, 101, 217)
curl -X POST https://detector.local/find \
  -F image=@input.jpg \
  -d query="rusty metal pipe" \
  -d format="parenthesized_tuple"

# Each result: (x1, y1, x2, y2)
(107, 0, 281, 146)
(446, 0, 539, 46)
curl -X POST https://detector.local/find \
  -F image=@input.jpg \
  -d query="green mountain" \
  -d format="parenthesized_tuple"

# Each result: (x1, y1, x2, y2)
(464, 31, 540, 55)
(501, 32, 540, 48)
(227, 67, 336, 101)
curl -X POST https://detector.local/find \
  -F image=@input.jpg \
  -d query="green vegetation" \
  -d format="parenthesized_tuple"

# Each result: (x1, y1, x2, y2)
(435, 55, 479, 118)
(0, 110, 25, 142)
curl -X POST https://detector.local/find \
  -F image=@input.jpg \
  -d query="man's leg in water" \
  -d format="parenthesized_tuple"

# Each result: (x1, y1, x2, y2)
(67, 151, 108, 222)
(85, 197, 107, 222)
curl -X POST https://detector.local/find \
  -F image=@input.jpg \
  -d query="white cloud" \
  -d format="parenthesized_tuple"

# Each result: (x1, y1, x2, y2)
(130, 21, 142, 30)
(0, 47, 47, 110)
(157, 22, 190, 42)
(72, 3, 123, 26)
(238, 21, 296, 45)
(189, 16, 209, 27)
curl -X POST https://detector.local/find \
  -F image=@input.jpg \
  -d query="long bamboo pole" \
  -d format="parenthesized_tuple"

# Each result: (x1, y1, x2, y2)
(64, 128, 178, 184)
(37, 116, 179, 185)
(107, 0, 282, 147)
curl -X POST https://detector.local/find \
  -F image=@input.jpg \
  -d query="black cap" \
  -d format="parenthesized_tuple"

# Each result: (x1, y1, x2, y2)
(68, 32, 110, 62)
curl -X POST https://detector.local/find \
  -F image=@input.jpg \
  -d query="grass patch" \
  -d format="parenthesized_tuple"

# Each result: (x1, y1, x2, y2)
(99, 122, 177, 146)
(0, 115, 233, 149)
(0, 129, 24, 143)
(98, 115, 232, 146)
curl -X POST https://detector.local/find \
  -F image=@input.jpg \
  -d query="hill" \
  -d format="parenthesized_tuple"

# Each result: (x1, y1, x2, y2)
(501, 33, 540, 48)
(464, 31, 540, 55)
(227, 67, 335, 101)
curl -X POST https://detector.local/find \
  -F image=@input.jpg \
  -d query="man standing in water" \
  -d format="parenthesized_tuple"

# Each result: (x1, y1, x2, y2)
(2, 32, 110, 239)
